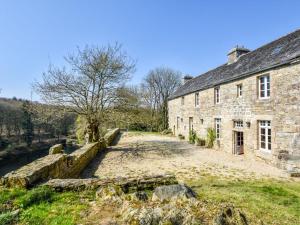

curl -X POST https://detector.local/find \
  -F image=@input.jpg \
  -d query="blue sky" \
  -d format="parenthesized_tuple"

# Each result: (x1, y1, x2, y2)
(0, 0, 299, 100)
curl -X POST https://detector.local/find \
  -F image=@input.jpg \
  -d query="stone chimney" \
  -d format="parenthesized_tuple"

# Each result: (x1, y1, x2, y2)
(227, 45, 250, 64)
(182, 75, 193, 84)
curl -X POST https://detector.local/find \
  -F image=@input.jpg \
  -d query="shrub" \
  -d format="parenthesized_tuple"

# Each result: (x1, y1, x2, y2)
(206, 128, 216, 148)
(189, 130, 197, 144)
(178, 134, 185, 140)
(161, 129, 173, 135)
(16, 187, 53, 209)
(128, 123, 150, 131)
(195, 136, 206, 146)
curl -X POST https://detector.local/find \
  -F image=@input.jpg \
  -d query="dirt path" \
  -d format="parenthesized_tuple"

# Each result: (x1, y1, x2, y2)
(81, 132, 289, 180)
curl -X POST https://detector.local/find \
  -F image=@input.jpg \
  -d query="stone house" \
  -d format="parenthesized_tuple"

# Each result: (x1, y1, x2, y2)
(168, 29, 300, 173)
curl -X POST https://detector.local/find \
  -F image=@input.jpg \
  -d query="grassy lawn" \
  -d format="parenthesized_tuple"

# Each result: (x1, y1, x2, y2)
(0, 186, 93, 225)
(1, 176, 299, 224)
(186, 175, 300, 225)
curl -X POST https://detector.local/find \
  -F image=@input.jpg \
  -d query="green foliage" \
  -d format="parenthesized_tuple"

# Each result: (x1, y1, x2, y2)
(189, 130, 197, 144)
(0, 211, 15, 225)
(128, 122, 151, 131)
(206, 128, 216, 148)
(161, 129, 173, 135)
(16, 187, 53, 209)
(178, 134, 185, 140)
(195, 136, 206, 146)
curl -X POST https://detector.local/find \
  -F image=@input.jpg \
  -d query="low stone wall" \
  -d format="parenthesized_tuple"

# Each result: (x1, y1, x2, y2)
(104, 128, 120, 146)
(1, 128, 120, 188)
(43, 174, 178, 192)
(64, 142, 102, 178)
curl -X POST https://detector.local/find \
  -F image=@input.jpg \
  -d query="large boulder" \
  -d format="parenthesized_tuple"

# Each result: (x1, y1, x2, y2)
(152, 184, 196, 201)
(96, 185, 124, 203)
(49, 144, 64, 155)
(121, 196, 201, 225)
(213, 207, 248, 225)
(128, 191, 148, 202)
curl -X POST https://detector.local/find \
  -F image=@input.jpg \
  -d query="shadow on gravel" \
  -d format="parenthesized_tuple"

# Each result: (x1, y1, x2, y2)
(81, 133, 193, 178)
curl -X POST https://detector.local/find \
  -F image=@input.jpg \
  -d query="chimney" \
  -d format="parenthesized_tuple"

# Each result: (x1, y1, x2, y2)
(182, 75, 193, 84)
(227, 45, 250, 64)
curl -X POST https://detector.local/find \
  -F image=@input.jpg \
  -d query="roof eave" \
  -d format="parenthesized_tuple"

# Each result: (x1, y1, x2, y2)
(168, 55, 300, 101)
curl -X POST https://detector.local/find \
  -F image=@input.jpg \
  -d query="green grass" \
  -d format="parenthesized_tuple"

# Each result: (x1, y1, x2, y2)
(186, 175, 300, 225)
(1, 175, 299, 224)
(0, 187, 93, 225)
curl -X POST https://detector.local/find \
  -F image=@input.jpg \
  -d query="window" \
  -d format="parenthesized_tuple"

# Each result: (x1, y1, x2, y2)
(195, 93, 199, 107)
(234, 121, 243, 128)
(259, 75, 270, 99)
(176, 117, 180, 129)
(214, 87, 220, 104)
(237, 84, 242, 97)
(181, 96, 184, 105)
(259, 120, 271, 151)
(215, 118, 221, 140)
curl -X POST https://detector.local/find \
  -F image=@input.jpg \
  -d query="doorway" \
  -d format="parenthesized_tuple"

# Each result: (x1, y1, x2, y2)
(234, 131, 244, 154)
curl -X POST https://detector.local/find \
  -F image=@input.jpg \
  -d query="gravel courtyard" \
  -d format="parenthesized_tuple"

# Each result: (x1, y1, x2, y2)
(81, 132, 289, 180)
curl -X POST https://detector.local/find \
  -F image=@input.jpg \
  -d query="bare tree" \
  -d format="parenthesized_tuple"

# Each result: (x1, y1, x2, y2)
(143, 67, 181, 131)
(34, 44, 135, 142)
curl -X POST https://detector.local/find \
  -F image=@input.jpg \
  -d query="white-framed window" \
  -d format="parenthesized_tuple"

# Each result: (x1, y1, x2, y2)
(215, 118, 221, 140)
(214, 87, 220, 104)
(195, 92, 199, 107)
(258, 75, 270, 99)
(237, 84, 242, 97)
(181, 96, 184, 105)
(234, 120, 243, 128)
(259, 120, 271, 151)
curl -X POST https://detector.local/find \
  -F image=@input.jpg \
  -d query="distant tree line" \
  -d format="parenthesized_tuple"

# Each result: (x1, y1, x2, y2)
(0, 97, 76, 147)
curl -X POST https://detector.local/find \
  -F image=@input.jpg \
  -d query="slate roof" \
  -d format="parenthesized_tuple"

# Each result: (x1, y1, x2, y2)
(170, 29, 300, 100)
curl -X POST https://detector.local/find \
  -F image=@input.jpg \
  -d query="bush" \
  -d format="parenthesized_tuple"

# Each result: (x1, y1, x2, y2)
(206, 128, 216, 148)
(16, 187, 53, 209)
(128, 123, 151, 131)
(161, 129, 173, 135)
(189, 130, 197, 144)
(195, 136, 206, 146)
(178, 134, 185, 140)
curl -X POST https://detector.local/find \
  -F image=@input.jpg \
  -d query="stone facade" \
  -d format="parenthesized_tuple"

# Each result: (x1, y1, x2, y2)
(168, 63, 300, 173)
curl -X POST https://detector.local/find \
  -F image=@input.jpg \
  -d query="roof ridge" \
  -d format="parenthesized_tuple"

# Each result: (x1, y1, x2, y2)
(241, 28, 300, 57)
(192, 28, 300, 79)
(171, 28, 300, 100)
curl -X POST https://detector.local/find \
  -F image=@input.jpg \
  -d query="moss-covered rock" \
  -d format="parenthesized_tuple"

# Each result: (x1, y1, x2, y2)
(49, 144, 64, 154)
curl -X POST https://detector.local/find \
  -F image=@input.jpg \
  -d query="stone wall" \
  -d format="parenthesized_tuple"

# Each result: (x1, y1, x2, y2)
(168, 62, 300, 174)
(1, 128, 120, 188)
